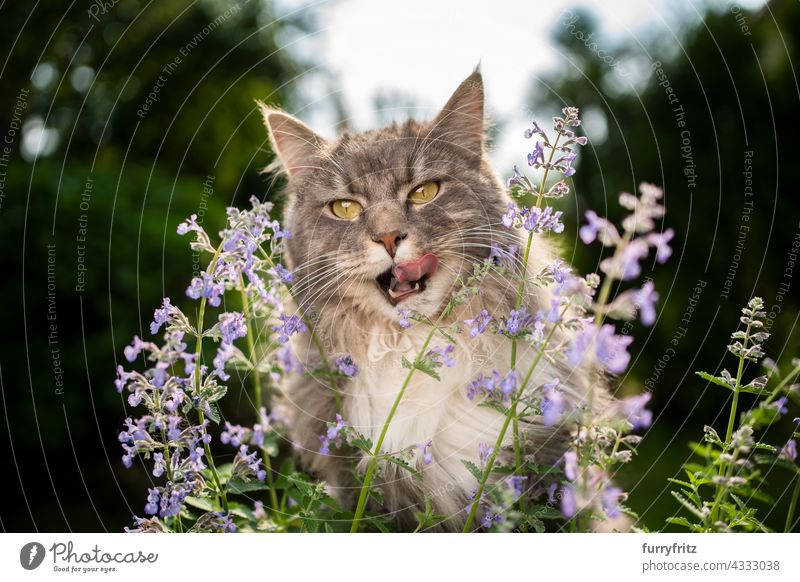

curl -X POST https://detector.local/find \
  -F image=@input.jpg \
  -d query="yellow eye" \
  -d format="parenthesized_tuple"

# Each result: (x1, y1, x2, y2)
(409, 181, 440, 204)
(330, 199, 363, 220)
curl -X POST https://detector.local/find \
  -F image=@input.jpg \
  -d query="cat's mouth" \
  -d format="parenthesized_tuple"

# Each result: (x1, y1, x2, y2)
(375, 253, 440, 305)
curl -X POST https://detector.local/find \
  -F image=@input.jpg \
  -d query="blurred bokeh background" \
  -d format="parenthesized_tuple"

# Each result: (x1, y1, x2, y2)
(1, 0, 798, 532)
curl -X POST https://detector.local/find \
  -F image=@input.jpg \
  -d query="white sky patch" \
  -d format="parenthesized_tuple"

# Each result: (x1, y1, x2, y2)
(274, 0, 767, 170)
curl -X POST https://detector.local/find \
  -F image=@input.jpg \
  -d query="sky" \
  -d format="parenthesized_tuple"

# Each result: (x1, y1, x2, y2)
(274, 0, 767, 170)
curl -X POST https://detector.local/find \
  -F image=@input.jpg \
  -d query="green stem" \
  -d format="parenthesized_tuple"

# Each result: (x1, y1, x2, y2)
(509, 134, 562, 495)
(258, 247, 343, 412)
(785, 470, 800, 533)
(463, 306, 567, 532)
(350, 311, 448, 532)
(239, 283, 280, 511)
(192, 242, 228, 512)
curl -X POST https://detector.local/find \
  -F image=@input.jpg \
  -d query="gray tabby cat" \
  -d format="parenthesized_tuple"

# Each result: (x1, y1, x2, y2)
(259, 71, 604, 530)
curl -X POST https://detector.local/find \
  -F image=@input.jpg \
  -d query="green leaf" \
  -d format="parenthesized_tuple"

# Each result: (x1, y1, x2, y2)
(461, 459, 484, 482)
(696, 371, 732, 390)
(670, 490, 706, 520)
(205, 402, 222, 424)
(185, 496, 217, 512)
(479, 400, 510, 415)
(383, 455, 422, 480)
(227, 478, 272, 495)
(401, 355, 413, 370)
(666, 516, 704, 532)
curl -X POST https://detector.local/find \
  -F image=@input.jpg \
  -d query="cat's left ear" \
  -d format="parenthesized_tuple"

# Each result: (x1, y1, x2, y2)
(429, 71, 485, 157)
(258, 102, 328, 180)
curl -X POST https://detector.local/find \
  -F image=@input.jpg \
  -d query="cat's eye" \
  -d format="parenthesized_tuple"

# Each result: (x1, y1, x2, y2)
(330, 199, 363, 220)
(408, 182, 440, 205)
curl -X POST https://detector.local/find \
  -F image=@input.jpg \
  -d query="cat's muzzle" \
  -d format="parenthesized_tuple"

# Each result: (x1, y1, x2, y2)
(375, 253, 439, 305)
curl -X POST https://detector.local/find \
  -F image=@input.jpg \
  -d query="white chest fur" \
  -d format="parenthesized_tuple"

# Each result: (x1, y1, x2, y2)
(343, 322, 560, 506)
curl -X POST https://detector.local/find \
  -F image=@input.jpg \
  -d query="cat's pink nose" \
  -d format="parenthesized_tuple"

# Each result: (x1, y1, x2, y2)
(372, 230, 407, 258)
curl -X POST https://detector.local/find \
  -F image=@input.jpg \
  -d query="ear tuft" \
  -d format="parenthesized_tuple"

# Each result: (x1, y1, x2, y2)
(429, 72, 485, 156)
(257, 101, 327, 179)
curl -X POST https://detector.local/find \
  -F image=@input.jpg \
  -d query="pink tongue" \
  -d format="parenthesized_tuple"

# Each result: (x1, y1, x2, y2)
(393, 253, 439, 284)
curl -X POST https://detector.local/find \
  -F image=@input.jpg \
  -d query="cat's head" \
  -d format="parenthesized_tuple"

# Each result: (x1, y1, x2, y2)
(260, 72, 511, 323)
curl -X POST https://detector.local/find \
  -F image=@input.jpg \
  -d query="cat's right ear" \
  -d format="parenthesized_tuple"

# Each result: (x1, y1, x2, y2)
(258, 102, 327, 180)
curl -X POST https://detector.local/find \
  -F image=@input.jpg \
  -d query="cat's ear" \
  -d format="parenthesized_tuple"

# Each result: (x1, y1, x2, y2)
(258, 102, 327, 179)
(429, 71, 485, 156)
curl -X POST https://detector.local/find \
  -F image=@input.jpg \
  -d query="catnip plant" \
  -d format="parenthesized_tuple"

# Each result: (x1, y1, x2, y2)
(117, 107, 678, 533)
(666, 297, 800, 532)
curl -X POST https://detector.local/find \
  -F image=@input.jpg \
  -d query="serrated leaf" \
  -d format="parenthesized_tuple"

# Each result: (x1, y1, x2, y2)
(401, 355, 413, 370)
(696, 371, 732, 390)
(666, 516, 704, 532)
(670, 490, 706, 520)
(461, 459, 484, 482)
(383, 455, 422, 480)
(185, 496, 217, 512)
(227, 478, 271, 495)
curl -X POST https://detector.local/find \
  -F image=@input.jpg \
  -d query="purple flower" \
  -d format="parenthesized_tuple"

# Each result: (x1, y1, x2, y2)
(465, 309, 492, 338)
(523, 121, 543, 138)
(466, 370, 518, 402)
(540, 379, 566, 426)
(772, 396, 789, 416)
(614, 239, 650, 281)
(554, 152, 577, 177)
(273, 314, 307, 344)
(567, 322, 633, 375)
(563, 450, 578, 481)
(647, 228, 675, 263)
(268, 263, 294, 284)
(335, 355, 359, 377)
(506, 475, 528, 499)
(218, 312, 247, 345)
(144, 488, 160, 515)
(503, 307, 534, 336)
(397, 309, 411, 329)
(617, 393, 653, 430)
(601, 486, 624, 518)
(561, 485, 577, 518)
(549, 258, 571, 284)
(213, 343, 235, 381)
(186, 272, 224, 307)
(506, 165, 529, 189)
(527, 141, 545, 166)
(579, 210, 619, 246)
(522, 206, 564, 234)
(489, 242, 519, 270)
(417, 440, 433, 465)
(498, 370, 519, 398)
(634, 281, 659, 326)
(779, 439, 797, 462)
(124, 336, 146, 362)
(478, 442, 491, 467)
(501, 202, 518, 228)
(319, 414, 348, 455)
(150, 298, 179, 335)
(176, 214, 202, 235)
(429, 344, 455, 367)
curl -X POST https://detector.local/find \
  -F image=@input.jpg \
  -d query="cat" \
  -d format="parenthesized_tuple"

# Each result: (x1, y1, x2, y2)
(259, 71, 605, 530)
